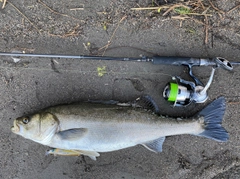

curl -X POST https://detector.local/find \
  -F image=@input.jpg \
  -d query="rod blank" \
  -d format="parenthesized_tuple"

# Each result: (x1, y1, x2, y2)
(0, 52, 239, 68)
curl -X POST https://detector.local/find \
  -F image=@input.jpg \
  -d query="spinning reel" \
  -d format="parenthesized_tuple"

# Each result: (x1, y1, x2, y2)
(163, 57, 233, 106)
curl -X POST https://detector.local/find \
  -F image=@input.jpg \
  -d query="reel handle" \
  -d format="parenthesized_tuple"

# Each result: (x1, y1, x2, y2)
(214, 57, 233, 71)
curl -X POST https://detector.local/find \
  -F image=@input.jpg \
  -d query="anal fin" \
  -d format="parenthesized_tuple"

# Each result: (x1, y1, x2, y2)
(141, 137, 165, 153)
(77, 150, 100, 160)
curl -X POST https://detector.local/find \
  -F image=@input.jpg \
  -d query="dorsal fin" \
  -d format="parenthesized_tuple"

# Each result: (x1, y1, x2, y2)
(135, 95, 160, 114)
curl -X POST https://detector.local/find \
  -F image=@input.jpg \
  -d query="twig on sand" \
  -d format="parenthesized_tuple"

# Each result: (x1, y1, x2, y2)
(70, 3, 84, 11)
(227, 101, 240, 105)
(132, 3, 211, 17)
(197, 0, 205, 10)
(171, 16, 190, 21)
(48, 24, 81, 38)
(98, 16, 127, 56)
(204, 15, 209, 45)
(185, 12, 211, 17)
(2, 0, 7, 9)
(37, 0, 84, 22)
(70, 8, 84, 11)
(8, 1, 41, 33)
(131, 6, 169, 11)
(162, 4, 190, 16)
(132, 4, 192, 16)
(227, 4, 240, 14)
(207, 0, 225, 14)
(189, 17, 207, 26)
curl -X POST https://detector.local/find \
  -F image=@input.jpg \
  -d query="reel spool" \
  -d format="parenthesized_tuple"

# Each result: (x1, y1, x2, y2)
(163, 83, 191, 106)
(163, 80, 209, 107)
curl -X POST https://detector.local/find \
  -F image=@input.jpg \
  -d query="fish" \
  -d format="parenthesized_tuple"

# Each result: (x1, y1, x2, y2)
(11, 96, 228, 160)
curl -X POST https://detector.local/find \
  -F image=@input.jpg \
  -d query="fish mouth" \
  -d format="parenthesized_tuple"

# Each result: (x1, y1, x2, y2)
(11, 120, 20, 133)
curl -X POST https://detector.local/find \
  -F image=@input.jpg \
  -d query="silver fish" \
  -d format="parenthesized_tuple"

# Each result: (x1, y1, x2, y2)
(11, 97, 228, 160)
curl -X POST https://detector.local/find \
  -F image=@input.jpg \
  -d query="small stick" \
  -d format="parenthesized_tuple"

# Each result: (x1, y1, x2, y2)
(70, 8, 84, 11)
(171, 16, 190, 20)
(187, 13, 212, 16)
(163, 4, 190, 16)
(48, 24, 80, 38)
(132, 3, 211, 17)
(198, 0, 205, 10)
(204, 15, 209, 45)
(207, 0, 225, 14)
(2, 0, 7, 9)
(227, 101, 240, 105)
(190, 17, 208, 26)
(8, 1, 41, 33)
(37, 0, 84, 22)
(99, 16, 127, 56)
(227, 4, 240, 14)
(131, 6, 169, 10)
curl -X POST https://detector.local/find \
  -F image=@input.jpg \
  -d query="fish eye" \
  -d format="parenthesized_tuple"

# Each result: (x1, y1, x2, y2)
(22, 117, 29, 124)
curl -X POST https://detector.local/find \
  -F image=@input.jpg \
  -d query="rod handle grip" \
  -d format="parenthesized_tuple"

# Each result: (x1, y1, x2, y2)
(152, 56, 200, 66)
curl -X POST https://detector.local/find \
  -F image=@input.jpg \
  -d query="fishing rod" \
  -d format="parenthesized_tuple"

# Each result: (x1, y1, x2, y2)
(0, 52, 238, 69)
(1, 52, 239, 107)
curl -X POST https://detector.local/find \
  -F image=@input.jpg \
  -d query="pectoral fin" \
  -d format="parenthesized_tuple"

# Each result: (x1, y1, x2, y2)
(142, 137, 165, 153)
(46, 148, 82, 156)
(57, 128, 88, 141)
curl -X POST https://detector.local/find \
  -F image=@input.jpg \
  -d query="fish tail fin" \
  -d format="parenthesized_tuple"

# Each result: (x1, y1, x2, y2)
(196, 97, 229, 142)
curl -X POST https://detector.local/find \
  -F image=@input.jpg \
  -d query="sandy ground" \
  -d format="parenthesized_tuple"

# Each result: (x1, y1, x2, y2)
(0, 0, 240, 178)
